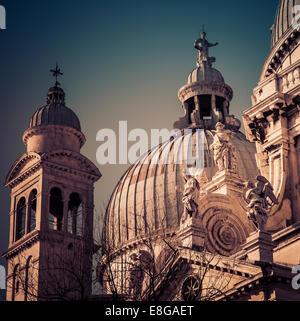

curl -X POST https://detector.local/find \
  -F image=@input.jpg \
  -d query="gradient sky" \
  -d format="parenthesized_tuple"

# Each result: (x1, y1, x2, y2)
(0, 0, 278, 266)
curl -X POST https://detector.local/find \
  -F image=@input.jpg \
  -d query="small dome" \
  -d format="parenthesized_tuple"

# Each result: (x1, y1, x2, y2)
(29, 86, 81, 131)
(187, 65, 224, 84)
(103, 130, 259, 249)
(271, 0, 300, 48)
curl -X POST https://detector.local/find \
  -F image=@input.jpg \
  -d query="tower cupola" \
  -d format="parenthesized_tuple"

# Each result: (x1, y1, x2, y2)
(23, 65, 85, 153)
(174, 33, 240, 131)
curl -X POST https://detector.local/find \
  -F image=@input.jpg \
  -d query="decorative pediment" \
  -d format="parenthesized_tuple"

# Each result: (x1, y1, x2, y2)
(5, 152, 42, 187)
(41, 149, 101, 181)
(5, 149, 101, 188)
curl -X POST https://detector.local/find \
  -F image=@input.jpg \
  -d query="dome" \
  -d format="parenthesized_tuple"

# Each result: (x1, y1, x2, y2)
(187, 65, 224, 84)
(104, 129, 259, 248)
(29, 86, 81, 131)
(271, 0, 300, 48)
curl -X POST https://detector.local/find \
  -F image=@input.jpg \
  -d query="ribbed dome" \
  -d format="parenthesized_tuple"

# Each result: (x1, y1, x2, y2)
(187, 65, 224, 84)
(271, 0, 300, 48)
(104, 130, 259, 248)
(29, 86, 81, 131)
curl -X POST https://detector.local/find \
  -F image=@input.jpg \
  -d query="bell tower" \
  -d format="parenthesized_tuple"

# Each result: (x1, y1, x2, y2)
(2, 66, 101, 301)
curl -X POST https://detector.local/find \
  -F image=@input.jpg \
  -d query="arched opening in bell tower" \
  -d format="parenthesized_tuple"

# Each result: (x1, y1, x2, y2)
(67, 192, 83, 236)
(28, 189, 37, 233)
(49, 187, 64, 231)
(16, 197, 26, 241)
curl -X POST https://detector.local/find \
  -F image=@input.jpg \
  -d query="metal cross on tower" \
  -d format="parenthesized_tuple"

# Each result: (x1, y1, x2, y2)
(50, 63, 63, 87)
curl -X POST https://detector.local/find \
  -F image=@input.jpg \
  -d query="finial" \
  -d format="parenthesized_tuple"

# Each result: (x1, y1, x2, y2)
(50, 63, 63, 87)
(194, 32, 218, 68)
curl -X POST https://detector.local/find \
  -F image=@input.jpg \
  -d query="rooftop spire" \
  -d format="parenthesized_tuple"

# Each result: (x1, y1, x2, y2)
(194, 32, 218, 68)
(47, 63, 65, 105)
(50, 63, 63, 87)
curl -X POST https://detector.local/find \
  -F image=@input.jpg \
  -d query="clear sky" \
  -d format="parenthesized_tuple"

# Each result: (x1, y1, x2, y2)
(0, 0, 278, 264)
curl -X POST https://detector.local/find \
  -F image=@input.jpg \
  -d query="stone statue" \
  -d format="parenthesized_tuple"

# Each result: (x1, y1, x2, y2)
(181, 173, 200, 223)
(210, 122, 237, 172)
(194, 32, 218, 67)
(245, 176, 278, 230)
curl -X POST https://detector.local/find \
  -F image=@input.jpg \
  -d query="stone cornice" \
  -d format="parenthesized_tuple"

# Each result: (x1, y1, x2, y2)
(178, 81, 233, 103)
(43, 159, 100, 183)
(243, 92, 286, 119)
(272, 221, 300, 247)
(1, 230, 40, 259)
(180, 247, 259, 276)
(242, 93, 300, 144)
(260, 28, 300, 81)
(219, 272, 291, 301)
(101, 227, 178, 262)
(202, 170, 246, 195)
(42, 149, 101, 182)
(100, 235, 261, 278)
(2, 229, 97, 260)
(22, 124, 86, 148)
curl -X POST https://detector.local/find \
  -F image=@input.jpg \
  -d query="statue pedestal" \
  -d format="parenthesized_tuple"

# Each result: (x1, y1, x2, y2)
(203, 170, 245, 196)
(178, 217, 207, 251)
(242, 230, 274, 263)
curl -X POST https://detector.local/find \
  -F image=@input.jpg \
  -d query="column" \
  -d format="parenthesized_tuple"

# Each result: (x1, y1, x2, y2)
(25, 201, 30, 234)
(190, 96, 200, 125)
(63, 199, 69, 233)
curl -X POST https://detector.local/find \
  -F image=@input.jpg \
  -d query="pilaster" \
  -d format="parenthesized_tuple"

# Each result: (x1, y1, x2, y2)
(178, 217, 207, 251)
(242, 230, 275, 263)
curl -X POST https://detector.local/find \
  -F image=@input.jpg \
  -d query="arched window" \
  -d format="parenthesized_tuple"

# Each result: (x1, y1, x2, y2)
(28, 190, 37, 232)
(12, 264, 20, 301)
(49, 187, 63, 231)
(67, 193, 82, 236)
(24, 256, 32, 301)
(16, 197, 26, 241)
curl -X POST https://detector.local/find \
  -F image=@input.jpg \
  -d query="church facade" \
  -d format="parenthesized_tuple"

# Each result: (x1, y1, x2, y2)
(3, 0, 300, 301)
